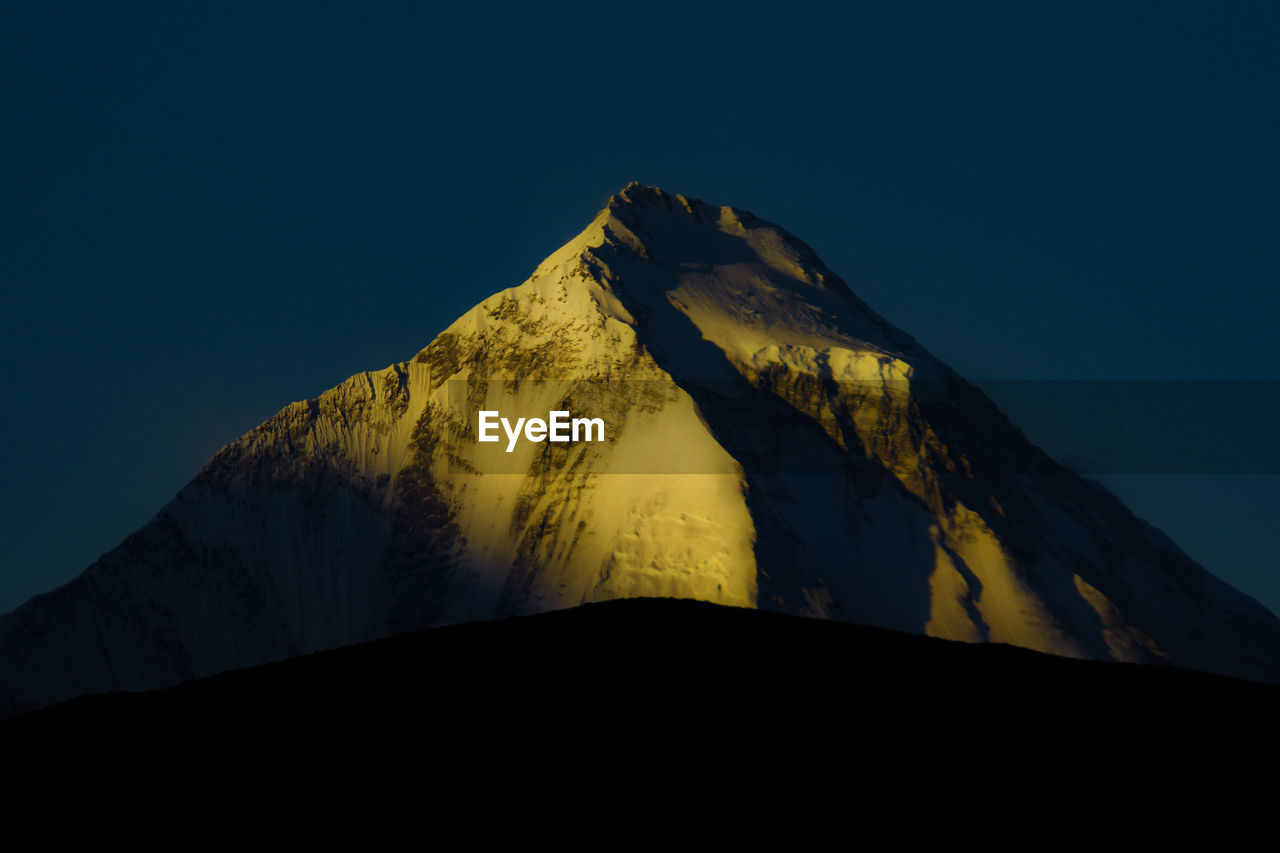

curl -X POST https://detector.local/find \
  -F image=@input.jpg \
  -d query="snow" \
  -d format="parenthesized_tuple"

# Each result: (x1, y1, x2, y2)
(4, 182, 1280, 715)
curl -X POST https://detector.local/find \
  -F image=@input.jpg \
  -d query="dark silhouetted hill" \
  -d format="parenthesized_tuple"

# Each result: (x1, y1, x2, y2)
(5, 598, 1275, 769)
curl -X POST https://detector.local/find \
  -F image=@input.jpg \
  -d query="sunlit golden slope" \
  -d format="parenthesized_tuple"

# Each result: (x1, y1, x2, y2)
(4, 183, 1279, 716)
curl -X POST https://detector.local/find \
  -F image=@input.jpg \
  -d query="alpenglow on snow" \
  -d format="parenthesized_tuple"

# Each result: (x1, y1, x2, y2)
(3, 182, 1279, 717)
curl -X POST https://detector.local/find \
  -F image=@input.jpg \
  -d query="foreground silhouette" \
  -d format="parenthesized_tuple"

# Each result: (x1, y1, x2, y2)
(6, 598, 1275, 766)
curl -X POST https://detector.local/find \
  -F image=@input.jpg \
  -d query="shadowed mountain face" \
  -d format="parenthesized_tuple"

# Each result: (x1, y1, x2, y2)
(3, 183, 1279, 717)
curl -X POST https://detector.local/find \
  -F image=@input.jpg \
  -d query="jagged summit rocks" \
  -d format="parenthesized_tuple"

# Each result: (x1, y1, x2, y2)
(4, 185, 1280, 717)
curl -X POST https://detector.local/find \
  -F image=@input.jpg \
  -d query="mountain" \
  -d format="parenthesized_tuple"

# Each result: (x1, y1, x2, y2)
(3, 182, 1278, 717)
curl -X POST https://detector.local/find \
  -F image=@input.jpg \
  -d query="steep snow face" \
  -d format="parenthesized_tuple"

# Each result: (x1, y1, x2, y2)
(520, 183, 1280, 679)
(4, 183, 1280, 716)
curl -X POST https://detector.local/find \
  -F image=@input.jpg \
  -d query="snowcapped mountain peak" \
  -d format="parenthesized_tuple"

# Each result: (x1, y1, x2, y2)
(604, 182, 732, 232)
(604, 182, 779, 248)
(3, 186, 1279, 717)
(605, 181, 699, 211)
(607, 180, 666, 205)
(600, 183, 860, 305)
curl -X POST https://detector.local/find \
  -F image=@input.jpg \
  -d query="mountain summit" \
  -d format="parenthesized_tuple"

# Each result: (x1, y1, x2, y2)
(4, 184, 1278, 715)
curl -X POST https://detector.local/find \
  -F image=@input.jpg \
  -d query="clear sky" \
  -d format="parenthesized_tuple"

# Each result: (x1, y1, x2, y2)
(3, 2, 1278, 614)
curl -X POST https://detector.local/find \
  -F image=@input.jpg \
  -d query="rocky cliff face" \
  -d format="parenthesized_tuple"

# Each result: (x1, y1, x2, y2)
(4, 183, 1278, 715)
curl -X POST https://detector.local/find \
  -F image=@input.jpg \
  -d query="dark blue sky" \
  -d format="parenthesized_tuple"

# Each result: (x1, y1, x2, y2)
(3, 2, 1278, 613)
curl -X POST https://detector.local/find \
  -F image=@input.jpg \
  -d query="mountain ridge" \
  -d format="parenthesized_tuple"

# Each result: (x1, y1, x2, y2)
(3, 183, 1278, 718)
(8, 598, 1277, 747)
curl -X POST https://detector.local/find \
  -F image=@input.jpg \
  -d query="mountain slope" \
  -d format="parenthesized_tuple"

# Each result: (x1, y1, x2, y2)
(8, 598, 1276, 754)
(3, 183, 1278, 717)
